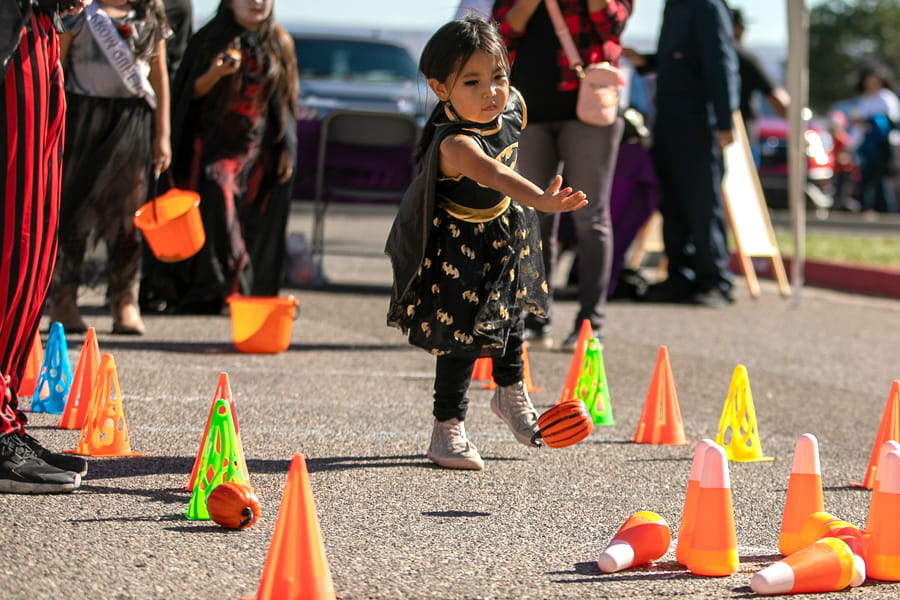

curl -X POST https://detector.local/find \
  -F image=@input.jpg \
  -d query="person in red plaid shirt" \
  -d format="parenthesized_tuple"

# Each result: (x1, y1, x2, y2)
(493, 0, 633, 351)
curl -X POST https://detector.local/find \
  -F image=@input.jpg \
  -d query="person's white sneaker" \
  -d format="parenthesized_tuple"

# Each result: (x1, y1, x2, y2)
(426, 419, 484, 470)
(490, 381, 542, 446)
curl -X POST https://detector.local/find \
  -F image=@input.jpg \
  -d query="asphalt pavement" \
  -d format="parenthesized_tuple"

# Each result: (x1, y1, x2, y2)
(2, 202, 900, 600)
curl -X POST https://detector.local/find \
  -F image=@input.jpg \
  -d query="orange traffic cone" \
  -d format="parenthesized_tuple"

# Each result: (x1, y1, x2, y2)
(778, 433, 824, 556)
(675, 439, 716, 566)
(631, 346, 687, 445)
(597, 511, 671, 573)
(865, 440, 900, 533)
(246, 454, 336, 600)
(799, 512, 866, 560)
(685, 444, 738, 576)
(852, 380, 900, 489)
(186, 372, 247, 491)
(57, 327, 100, 430)
(478, 344, 540, 392)
(519, 342, 540, 392)
(472, 357, 492, 383)
(751, 537, 865, 595)
(67, 354, 141, 457)
(557, 319, 593, 404)
(714, 365, 772, 462)
(18, 330, 43, 398)
(865, 449, 900, 581)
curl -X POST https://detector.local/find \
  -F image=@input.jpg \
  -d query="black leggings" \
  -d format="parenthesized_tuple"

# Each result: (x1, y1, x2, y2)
(432, 330, 524, 422)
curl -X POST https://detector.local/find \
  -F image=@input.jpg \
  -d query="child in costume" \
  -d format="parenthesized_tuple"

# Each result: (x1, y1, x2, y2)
(50, 0, 171, 335)
(139, 0, 298, 314)
(386, 17, 587, 470)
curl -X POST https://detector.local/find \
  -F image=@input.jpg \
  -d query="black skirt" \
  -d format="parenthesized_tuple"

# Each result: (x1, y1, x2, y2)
(388, 201, 549, 358)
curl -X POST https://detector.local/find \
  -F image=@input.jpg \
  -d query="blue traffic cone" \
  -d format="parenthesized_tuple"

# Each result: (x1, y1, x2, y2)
(29, 322, 73, 414)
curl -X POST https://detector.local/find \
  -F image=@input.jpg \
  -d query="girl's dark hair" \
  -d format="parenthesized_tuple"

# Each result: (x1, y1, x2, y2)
(131, 0, 170, 59)
(415, 16, 509, 161)
(198, 0, 299, 140)
(856, 66, 895, 94)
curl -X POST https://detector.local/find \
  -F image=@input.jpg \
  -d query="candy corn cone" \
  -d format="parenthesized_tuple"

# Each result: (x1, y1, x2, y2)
(685, 444, 738, 576)
(751, 537, 863, 595)
(865, 440, 900, 533)
(597, 511, 671, 573)
(675, 439, 715, 566)
(778, 433, 824, 556)
(866, 449, 900, 581)
(799, 512, 865, 558)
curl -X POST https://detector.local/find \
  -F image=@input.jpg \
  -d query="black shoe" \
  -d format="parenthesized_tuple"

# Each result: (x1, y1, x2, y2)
(20, 432, 87, 476)
(641, 279, 694, 304)
(0, 433, 80, 494)
(523, 314, 553, 349)
(691, 289, 732, 308)
(523, 324, 553, 349)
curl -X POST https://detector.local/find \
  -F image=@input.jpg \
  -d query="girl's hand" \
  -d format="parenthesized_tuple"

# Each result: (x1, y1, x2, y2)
(211, 50, 242, 77)
(536, 175, 587, 213)
(61, 0, 91, 15)
(277, 151, 294, 183)
(152, 135, 172, 175)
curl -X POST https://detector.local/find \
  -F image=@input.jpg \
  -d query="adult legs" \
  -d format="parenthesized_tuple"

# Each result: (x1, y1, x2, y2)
(557, 118, 622, 339)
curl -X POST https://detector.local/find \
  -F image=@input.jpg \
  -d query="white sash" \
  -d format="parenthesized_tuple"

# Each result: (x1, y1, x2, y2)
(84, 3, 156, 109)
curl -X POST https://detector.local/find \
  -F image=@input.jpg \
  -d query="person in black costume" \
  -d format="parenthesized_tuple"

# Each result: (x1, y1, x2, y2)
(140, 0, 298, 314)
(624, 0, 739, 307)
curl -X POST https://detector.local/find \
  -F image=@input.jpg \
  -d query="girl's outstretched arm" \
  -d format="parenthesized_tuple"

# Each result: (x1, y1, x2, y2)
(439, 134, 587, 213)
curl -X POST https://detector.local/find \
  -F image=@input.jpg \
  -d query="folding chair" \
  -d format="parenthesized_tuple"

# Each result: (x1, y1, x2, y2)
(311, 109, 419, 266)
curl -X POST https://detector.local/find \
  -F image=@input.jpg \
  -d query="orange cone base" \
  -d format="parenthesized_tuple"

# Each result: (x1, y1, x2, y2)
(687, 548, 739, 577)
(66, 448, 141, 457)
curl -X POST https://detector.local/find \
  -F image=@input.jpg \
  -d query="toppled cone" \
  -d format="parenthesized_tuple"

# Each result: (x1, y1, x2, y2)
(597, 511, 670, 573)
(751, 537, 864, 595)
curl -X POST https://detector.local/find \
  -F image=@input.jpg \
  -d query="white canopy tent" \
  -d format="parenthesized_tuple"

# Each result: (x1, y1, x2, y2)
(786, 0, 809, 305)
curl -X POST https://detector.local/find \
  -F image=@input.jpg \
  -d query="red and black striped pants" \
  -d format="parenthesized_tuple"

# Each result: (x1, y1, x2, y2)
(0, 12, 65, 435)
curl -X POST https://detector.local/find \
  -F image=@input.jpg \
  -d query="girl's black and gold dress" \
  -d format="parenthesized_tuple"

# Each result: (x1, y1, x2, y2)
(387, 89, 548, 358)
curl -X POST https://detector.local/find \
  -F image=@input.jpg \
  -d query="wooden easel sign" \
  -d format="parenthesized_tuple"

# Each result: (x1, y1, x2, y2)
(721, 111, 792, 298)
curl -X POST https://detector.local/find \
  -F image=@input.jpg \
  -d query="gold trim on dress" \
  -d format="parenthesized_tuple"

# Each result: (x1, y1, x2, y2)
(438, 195, 511, 223)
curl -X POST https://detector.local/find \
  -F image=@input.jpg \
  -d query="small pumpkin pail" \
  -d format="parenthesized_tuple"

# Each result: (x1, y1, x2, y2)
(226, 296, 299, 354)
(134, 188, 205, 262)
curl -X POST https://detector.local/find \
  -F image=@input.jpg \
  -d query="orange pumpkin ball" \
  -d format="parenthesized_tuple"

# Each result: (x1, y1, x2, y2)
(206, 482, 261, 530)
(537, 399, 593, 448)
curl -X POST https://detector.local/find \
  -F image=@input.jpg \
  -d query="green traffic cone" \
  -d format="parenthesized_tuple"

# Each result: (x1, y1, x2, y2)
(574, 338, 616, 426)
(186, 397, 248, 520)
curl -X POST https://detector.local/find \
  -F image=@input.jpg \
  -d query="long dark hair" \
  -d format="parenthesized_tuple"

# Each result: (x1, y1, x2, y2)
(130, 0, 169, 60)
(415, 16, 509, 162)
(195, 0, 299, 139)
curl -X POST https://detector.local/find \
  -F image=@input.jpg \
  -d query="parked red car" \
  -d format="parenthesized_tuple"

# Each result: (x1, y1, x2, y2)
(755, 113, 835, 210)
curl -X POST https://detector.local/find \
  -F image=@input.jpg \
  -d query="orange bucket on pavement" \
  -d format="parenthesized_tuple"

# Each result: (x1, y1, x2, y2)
(134, 188, 205, 262)
(227, 296, 299, 354)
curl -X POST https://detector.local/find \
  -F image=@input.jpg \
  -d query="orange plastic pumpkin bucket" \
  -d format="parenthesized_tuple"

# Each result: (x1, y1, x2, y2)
(226, 296, 299, 354)
(133, 188, 205, 262)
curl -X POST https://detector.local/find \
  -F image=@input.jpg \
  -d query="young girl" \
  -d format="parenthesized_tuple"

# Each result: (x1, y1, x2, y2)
(139, 0, 298, 315)
(386, 17, 587, 471)
(50, 0, 172, 335)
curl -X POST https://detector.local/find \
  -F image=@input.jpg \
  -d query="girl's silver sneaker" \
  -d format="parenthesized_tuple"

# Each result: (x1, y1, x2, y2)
(426, 419, 484, 470)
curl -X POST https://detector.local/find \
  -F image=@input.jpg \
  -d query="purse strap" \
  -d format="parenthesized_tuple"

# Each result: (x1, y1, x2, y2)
(544, 0, 585, 78)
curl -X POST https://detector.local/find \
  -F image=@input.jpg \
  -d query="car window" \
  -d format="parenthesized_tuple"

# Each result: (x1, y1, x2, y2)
(293, 37, 419, 84)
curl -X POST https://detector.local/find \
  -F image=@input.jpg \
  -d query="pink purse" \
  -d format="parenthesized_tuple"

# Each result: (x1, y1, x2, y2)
(544, 0, 621, 127)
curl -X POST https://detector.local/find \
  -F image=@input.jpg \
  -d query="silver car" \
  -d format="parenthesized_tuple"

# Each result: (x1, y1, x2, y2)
(291, 32, 433, 124)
